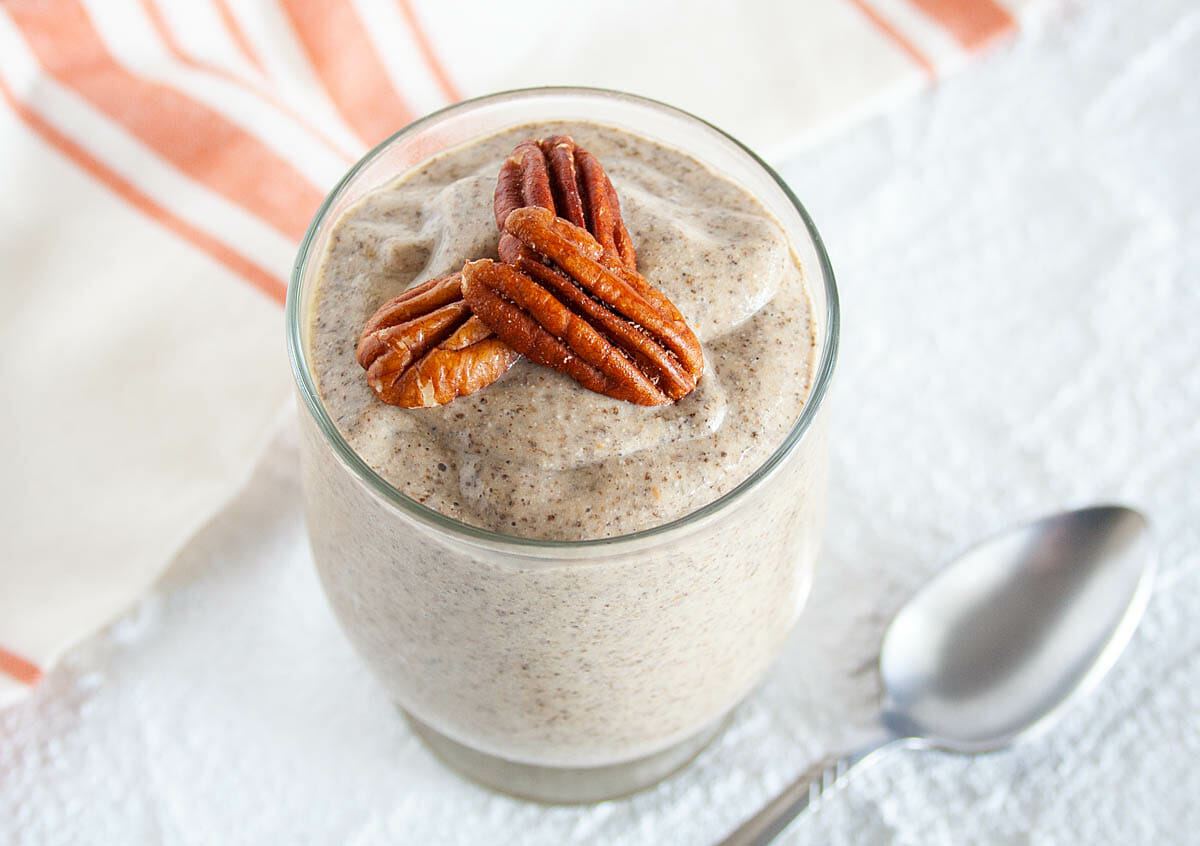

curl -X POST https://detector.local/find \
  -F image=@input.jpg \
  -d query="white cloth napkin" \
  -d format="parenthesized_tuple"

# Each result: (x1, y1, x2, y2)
(0, 0, 1044, 703)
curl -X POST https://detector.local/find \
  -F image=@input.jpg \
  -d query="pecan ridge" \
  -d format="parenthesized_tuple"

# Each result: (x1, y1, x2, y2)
(356, 272, 519, 408)
(462, 206, 703, 406)
(495, 135, 636, 271)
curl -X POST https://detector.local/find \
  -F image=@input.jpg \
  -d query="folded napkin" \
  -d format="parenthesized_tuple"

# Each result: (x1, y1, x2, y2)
(0, 0, 1044, 704)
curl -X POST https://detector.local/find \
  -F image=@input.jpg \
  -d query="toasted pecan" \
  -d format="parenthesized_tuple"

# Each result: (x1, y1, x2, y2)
(495, 136, 636, 270)
(462, 208, 703, 406)
(356, 273, 519, 407)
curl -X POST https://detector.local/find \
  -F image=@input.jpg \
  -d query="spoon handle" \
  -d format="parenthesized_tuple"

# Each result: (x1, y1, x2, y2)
(716, 729, 897, 846)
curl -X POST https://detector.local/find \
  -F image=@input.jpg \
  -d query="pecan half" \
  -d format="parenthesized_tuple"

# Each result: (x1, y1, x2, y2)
(356, 272, 519, 407)
(494, 135, 636, 271)
(461, 207, 703, 406)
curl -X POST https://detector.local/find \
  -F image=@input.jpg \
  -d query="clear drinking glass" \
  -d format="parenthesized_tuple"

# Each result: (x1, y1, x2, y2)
(287, 88, 839, 803)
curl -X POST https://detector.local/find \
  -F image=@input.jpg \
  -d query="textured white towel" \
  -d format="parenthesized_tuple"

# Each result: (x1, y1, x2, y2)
(0, 0, 1044, 703)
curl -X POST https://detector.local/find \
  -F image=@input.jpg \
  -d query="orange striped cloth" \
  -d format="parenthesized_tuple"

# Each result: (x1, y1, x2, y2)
(0, 0, 1042, 704)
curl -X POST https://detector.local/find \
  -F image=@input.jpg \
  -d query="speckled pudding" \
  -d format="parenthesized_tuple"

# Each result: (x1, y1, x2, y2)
(309, 123, 815, 540)
(291, 93, 835, 802)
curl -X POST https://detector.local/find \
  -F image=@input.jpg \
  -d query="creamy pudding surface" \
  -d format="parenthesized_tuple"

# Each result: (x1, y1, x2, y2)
(307, 121, 817, 540)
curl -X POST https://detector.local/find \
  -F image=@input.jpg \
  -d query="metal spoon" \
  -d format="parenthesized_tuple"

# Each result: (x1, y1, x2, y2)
(720, 504, 1154, 846)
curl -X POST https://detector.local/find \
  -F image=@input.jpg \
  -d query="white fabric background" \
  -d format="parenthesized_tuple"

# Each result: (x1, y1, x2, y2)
(3, 0, 1198, 842)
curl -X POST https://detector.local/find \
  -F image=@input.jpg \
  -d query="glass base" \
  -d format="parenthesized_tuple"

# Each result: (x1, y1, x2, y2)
(404, 712, 729, 804)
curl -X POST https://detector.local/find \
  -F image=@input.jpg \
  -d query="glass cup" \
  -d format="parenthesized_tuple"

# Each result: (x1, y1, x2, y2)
(287, 88, 839, 803)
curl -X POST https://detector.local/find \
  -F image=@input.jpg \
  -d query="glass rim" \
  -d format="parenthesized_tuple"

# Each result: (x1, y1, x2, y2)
(286, 86, 840, 552)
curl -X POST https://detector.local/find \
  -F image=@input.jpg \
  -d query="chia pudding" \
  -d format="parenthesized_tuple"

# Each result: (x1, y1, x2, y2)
(295, 114, 832, 780)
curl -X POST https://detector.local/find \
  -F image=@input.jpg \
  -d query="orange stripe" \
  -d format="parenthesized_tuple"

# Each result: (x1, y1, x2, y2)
(139, 0, 354, 163)
(0, 73, 287, 303)
(279, 0, 414, 146)
(140, 0, 200, 66)
(6, 0, 322, 241)
(0, 645, 43, 686)
(213, 0, 267, 75)
(907, 0, 1016, 50)
(395, 0, 461, 103)
(847, 0, 937, 76)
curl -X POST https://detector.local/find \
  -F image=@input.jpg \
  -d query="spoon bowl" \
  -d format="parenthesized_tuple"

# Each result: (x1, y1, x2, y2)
(881, 505, 1154, 751)
(721, 504, 1155, 845)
